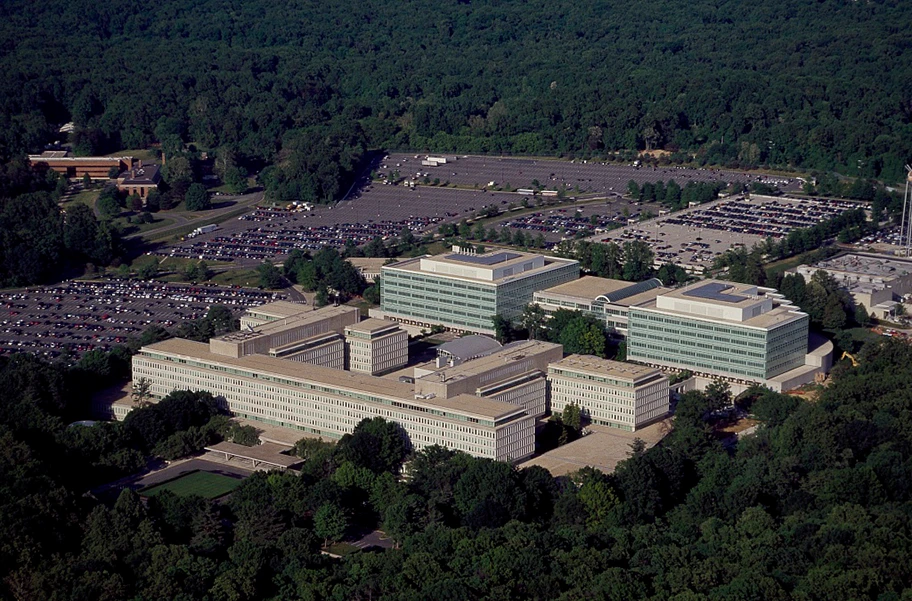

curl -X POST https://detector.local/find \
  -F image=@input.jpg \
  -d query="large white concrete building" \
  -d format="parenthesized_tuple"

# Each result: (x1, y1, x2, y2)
(344, 318, 408, 375)
(547, 355, 670, 431)
(795, 252, 912, 318)
(240, 300, 318, 329)
(346, 257, 389, 283)
(533, 276, 668, 336)
(210, 304, 359, 369)
(412, 339, 564, 419)
(133, 339, 535, 462)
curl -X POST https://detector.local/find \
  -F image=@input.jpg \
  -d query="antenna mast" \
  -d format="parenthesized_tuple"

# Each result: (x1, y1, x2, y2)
(903, 165, 912, 257)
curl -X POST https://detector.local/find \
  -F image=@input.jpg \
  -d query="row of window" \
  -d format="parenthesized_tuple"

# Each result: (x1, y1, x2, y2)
(135, 361, 531, 458)
(137, 354, 504, 426)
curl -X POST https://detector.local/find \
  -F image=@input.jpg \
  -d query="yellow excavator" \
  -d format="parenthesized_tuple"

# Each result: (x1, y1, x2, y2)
(840, 351, 859, 367)
(816, 352, 860, 387)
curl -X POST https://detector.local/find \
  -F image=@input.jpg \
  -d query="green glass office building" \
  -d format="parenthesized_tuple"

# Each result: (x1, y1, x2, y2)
(627, 280, 810, 383)
(380, 249, 579, 334)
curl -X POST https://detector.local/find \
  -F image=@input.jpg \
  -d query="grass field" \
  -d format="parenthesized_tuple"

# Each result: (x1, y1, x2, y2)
(114, 215, 175, 235)
(207, 267, 261, 286)
(66, 189, 100, 208)
(140, 470, 243, 499)
(324, 542, 361, 557)
(105, 148, 158, 162)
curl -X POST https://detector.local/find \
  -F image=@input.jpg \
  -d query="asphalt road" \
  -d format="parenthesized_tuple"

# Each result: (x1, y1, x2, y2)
(125, 190, 266, 241)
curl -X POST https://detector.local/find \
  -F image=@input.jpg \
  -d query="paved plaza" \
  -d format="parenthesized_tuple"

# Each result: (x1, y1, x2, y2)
(519, 419, 672, 477)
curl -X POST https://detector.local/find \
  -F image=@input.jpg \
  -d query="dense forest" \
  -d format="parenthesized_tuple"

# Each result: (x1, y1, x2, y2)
(3, 335, 912, 599)
(1, 0, 911, 204)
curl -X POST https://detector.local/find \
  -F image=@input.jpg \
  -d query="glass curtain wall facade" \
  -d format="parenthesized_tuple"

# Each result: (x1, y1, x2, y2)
(627, 309, 808, 381)
(381, 257, 579, 333)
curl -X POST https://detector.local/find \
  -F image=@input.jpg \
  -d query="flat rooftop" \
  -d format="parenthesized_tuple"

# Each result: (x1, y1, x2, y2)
(646, 280, 806, 329)
(640, 300, 804, 329)
(345, 318, 399, 334)
(244, 300, 312, 319)
(269, 331, 342, 354)
(385, 252, 577, 284)
(347, 258, 389, 270)
(418, 339, 561, 382)
(436, 250, 525, 267)
(806, 253, 912, 279)
(538, 276, 667, 306)
(205, 441, 303, 468)
(538, 276, 634, 300)
(141, 338, 522, 421)
(549, 354, 664, 383)
(664, 280, 763, 307)
(615, 287, 669, 308)
(223, 305, 356, 340)
(518, 420, 670, 476)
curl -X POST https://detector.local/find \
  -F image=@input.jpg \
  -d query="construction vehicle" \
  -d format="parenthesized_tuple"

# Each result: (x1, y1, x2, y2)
(840, 351, 859, 367)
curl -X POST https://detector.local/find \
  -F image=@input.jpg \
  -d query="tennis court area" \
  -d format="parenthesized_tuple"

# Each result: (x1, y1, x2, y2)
(139, 470, 243, 499)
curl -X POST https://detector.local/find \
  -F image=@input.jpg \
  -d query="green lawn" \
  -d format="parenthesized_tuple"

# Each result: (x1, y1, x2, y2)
(66, 189, 100, 208)
(114, 215, 175, 235)
(323, 542, 361, 557)
(139, 470, 243, 499)
(823, 326, 882, 353)
(105, 148, 158, 162)
(346, 299, 373, 317)
(208, 267, 262, 287)
(765, 246, 842, 280)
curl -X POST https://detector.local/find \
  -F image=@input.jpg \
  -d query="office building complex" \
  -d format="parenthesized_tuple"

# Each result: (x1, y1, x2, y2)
(796, 252, 912, 318)
(346, 258, 388, 283)
(132, 339, 535, 462)
(210, 305, 359, 369)
(28, 151, 135, 179)
(533, 276, 668, 336)
(116, 160, 161, 200)
(412, 339, 564, 418)
(380, 247, 579, 334)
(240, 301, 321, 329)
(627, 280, 829, 391)
(548, 355, 670, 431)
(344, 318, 408, 375)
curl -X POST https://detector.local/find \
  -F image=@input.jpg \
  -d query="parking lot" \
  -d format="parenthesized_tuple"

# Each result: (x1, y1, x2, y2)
(0, 281, 287, 358)
(161, 208, 443, 264)
(850, 225, 910, 254)
(377, 153, 801, 196)
(153, 156, 802, 265)
(492, 199, 663, 245)
(594, 194, 862, 272)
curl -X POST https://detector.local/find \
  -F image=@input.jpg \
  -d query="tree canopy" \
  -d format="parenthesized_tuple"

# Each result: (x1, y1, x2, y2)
(1, 0, 911, 186)
(4, 340, 912, 597)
